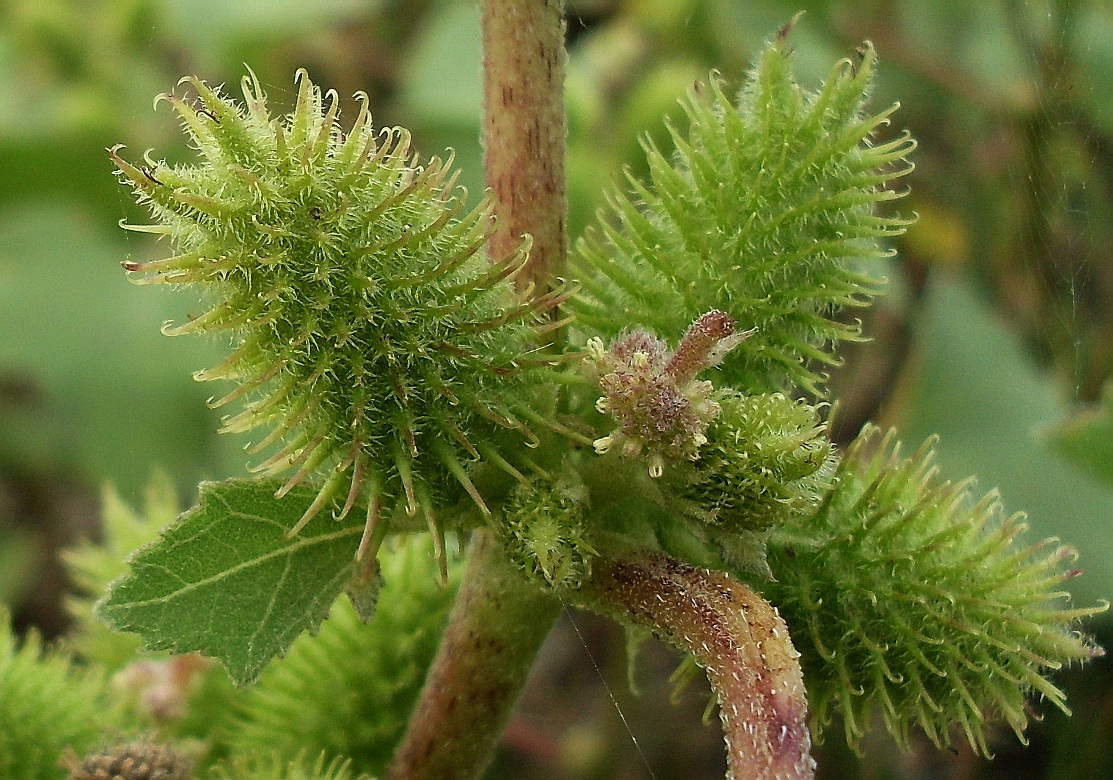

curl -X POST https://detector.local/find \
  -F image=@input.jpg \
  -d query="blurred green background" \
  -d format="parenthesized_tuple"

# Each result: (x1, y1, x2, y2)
(0, 0, 1110, 778)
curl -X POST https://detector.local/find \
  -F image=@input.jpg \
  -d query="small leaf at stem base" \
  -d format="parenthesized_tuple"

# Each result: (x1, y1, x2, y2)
(96, 478, 369, 685)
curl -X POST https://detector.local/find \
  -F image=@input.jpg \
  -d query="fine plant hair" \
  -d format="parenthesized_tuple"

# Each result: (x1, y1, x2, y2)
(5, 11, 1101, 780)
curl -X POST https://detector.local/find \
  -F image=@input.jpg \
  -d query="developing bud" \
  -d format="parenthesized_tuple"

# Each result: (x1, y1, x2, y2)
(63, 740, 192, 780)
(678, 392, 835, 532)
(498, 475, 595, 588)
(587, 312, 750, 476)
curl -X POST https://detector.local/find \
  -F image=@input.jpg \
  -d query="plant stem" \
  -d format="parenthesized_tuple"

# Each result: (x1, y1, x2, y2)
(481, 0, 567, 293)
(386, 529, 561, 780)
(389, 9, 569, 775)
(571, 548, 816, 780)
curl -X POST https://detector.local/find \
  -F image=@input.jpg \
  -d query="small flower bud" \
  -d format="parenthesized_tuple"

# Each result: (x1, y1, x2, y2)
(678, 392, 835, 532)
(63, 740, 192, 780)
(499, 476, 595, 588)
(588, 312, 748, 476)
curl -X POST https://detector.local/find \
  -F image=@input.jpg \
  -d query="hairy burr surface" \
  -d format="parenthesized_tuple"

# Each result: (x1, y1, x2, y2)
(765, 426, 1106, 754)
(681, 392, 835, 533)
(112, 71, 561, 556)
(573, 42, 915, 396)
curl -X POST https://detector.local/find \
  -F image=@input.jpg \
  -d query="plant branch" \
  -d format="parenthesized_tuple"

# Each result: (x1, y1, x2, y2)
(481, 0, 567, 294)
(385, 529, 561, 780)
(570, 548, 816, 780)
(388, 4, 570, 777)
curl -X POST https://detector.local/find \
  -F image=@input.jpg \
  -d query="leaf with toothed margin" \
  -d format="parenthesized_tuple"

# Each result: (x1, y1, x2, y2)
(96, 478, 371, 685)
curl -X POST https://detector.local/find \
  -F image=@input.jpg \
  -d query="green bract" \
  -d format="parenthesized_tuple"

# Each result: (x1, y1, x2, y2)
(111, 70, 562, 558)
(764, 426, 1106, 754)
(573, 41, 914, 395)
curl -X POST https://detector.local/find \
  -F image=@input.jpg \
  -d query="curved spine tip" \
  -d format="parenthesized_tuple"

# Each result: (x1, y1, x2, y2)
(477, 443, 528, 484)
(434, 441, 490, 516)
(285, 466, 348, 538)
(417, 484, 448, 584)
(393, 443, 418, 517)
(356, 491, 384, 562)
(339, 455, 367, 520)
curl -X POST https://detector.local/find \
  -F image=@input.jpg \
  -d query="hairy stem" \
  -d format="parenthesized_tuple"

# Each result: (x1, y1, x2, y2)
(481, 0, 567, 294)
(386, 529, 561, 779)
(388, 3, 569, 777)
(571, 548, 815, 780)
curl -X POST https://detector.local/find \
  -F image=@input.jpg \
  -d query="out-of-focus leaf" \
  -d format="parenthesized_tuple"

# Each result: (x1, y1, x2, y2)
(0, 203, 246, 495)
(899, 277, 1113, 605)
(0, 139, 132, 211)
(1077, 3, 1113, 135)
(398, 2, 482, 126)
(0, 529, 38, 606)
(1048, 383, 1113, 486)
(895, 0, 1028, 101)
(160, 0, 367, 57)
(396, 2, 484, 196)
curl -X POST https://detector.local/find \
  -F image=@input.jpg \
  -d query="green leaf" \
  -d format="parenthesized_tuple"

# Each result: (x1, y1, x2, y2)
(227, 535, 462, 776)
(1048, 382, 1113, 486)
(96, 478, 367, 685)
(901, 278, 1113, 605)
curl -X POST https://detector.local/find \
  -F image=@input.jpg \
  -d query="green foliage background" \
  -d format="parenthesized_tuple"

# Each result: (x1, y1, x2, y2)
(0, 1, 1110, 778)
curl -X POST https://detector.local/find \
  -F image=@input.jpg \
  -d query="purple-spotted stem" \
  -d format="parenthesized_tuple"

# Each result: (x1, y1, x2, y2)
(571, 548, 815, 780)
